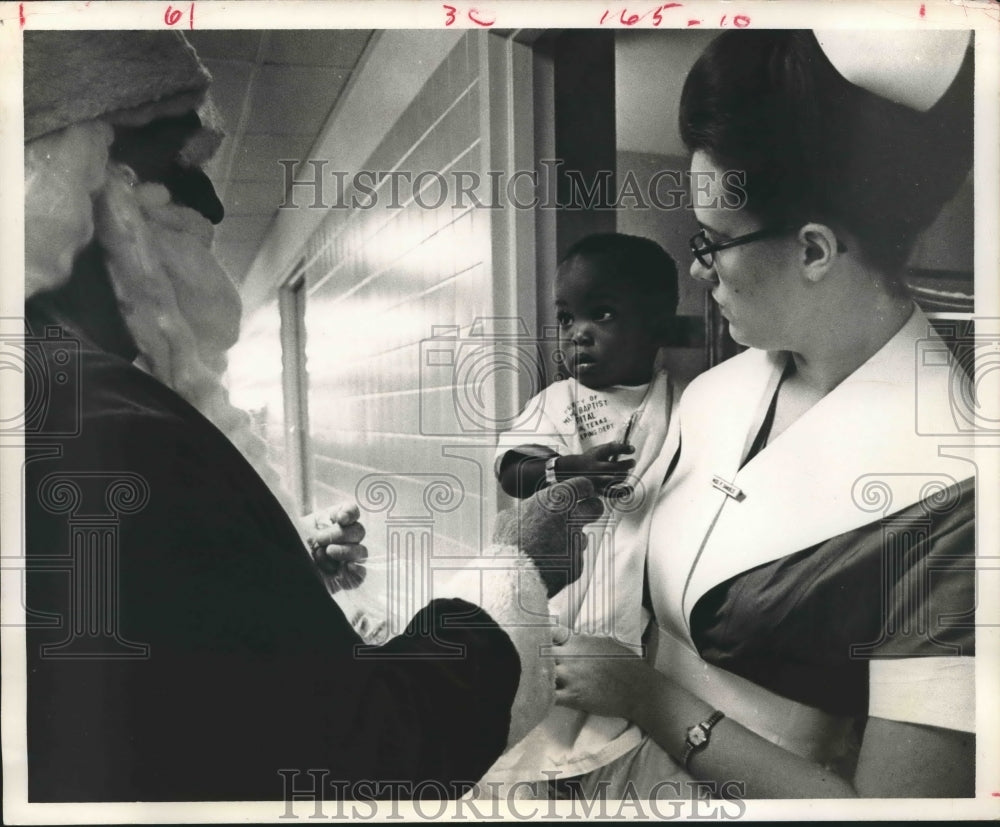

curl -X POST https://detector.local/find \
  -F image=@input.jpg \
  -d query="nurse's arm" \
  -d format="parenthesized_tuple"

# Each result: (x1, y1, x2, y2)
(631, 667, 974, 798)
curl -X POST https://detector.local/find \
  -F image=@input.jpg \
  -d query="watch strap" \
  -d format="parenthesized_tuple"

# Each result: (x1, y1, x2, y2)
(682, 709, 725, 770)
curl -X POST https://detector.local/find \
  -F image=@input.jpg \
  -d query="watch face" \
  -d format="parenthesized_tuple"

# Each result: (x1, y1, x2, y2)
(687, 724, 708, 747)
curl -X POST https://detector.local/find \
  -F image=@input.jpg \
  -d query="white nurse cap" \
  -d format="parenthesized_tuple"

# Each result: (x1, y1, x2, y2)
(814, 29, 972, 112)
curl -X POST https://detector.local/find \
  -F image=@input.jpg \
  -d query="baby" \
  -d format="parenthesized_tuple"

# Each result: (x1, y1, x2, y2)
(483, 233, 681, 795)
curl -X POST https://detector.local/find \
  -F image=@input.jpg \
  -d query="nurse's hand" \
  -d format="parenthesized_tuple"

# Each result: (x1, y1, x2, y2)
(492, 476, 604, 597)
(303, 503, 368, 592)
(553, 633, 653, 721)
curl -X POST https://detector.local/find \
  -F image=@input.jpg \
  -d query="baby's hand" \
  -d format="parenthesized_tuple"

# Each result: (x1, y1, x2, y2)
(554, 442, 635, 494)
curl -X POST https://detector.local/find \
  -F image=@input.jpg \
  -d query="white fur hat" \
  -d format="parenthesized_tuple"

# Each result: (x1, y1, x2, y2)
(24, 31, 212, 142)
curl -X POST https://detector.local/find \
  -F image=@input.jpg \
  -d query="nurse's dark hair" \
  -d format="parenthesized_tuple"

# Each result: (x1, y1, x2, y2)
(679, 30, 973, 277)
(559, 233, 680, 324)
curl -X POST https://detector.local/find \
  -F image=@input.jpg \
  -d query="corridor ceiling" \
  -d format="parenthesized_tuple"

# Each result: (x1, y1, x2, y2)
(186, 30, 373, 283)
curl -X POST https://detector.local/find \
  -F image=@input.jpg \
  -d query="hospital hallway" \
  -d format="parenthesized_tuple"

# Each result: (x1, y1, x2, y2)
(188, 28, 973, 638)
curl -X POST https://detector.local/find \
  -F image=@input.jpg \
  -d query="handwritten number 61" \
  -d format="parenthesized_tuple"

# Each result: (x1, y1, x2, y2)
(164, 3, 194, 28)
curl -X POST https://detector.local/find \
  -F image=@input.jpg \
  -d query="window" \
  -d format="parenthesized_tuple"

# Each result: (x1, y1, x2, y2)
(279, 264, 311, 514)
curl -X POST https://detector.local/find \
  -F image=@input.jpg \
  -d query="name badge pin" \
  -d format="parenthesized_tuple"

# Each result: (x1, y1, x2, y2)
(711, 475, 745, 501)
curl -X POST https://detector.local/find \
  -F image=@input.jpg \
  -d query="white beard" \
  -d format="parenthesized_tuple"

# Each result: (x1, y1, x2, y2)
(25, 121, 296, 518)
(25, 121, 113, 298)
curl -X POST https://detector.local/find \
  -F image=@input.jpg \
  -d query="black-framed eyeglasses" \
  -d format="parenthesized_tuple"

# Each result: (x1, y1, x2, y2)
(689, 226, 847, 269)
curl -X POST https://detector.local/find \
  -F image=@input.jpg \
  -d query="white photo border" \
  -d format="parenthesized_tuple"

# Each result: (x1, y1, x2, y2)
(2, 1, 999, 822)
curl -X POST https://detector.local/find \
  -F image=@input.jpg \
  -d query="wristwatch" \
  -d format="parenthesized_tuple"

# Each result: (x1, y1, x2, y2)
(544, 455, 559, 486)
(682, 710, 725, 770)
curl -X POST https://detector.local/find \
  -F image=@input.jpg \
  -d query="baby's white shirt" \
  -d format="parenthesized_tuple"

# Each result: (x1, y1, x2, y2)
(486, 370, 679, 783)
(494, 378, 651, 474)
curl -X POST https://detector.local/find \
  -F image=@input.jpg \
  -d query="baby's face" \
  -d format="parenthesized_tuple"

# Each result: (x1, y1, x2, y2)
(554, 256, 662, 390)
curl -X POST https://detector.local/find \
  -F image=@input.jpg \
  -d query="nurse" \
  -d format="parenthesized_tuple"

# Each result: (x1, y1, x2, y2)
(552, 29, 977, 798)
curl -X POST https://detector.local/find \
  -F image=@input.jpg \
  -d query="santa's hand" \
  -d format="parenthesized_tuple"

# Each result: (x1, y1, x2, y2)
(304, 504, 368, 592)
(492, 477, 604, 598)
